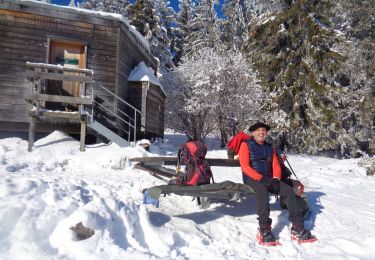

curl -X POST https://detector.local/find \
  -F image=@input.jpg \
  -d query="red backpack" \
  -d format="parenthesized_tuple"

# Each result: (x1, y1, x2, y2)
(176, 141, 213, 186)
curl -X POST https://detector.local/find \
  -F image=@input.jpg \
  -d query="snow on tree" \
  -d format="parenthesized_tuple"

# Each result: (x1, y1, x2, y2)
(163, 48, 262, 144)
(79, 0, 130, 15)
(183, 0, 222, 57)
(127, 0, 175, 74)
(327, 0, 375, 155)
(153, 0, 177, 72)
(244, 0, 285, 18)
(244, 0, 374, 156)
(329, 0, 375, 40)
(221, 0, 248, 50)
(172, 0, 196, 66)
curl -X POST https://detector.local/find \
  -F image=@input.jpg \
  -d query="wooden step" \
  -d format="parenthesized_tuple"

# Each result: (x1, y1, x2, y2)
(28, 110, 86, 123)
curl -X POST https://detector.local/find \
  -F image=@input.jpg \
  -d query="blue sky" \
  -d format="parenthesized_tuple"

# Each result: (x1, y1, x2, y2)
(51, 0, 225, 18)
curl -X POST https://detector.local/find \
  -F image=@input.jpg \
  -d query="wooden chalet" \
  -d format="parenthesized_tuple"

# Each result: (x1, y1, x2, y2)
(0, 0, 165, 143)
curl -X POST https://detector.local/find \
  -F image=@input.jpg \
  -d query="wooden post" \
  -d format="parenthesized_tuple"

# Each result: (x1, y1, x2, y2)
(27, 68, 40, 152)
(79, 73, 86, 152)
(79, 72, 85, 115)
(35, 68, 42, 116)
(80, 121, 86, 152)
(28, 116, 35, 152)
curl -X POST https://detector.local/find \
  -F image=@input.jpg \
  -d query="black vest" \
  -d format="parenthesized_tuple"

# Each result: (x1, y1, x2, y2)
(242, 139, 273, 182)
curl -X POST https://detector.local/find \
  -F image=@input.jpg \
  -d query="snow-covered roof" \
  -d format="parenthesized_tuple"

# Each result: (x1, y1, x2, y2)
(128, 62, 165, 94)
(15, 0, 150, 52)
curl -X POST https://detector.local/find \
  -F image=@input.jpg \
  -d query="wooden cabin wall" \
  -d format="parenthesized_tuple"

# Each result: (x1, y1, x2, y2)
(0, 0, 163, 140)
(0, 1, 120, 132)
(128, 81, 165, 138)
(127, 81, 146, 133)
(145, 84, 165, 138)
(115, 24, 157, 137)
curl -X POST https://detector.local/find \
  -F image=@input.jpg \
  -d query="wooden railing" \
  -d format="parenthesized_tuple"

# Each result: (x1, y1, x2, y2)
(25, 62, 93, 152)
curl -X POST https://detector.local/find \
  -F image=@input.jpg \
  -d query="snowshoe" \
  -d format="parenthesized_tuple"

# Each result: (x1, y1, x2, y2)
(256, 226, 281, 246)
(291, 226, 317, 244)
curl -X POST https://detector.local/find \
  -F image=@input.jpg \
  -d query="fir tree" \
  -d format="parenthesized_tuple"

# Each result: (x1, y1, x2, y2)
(79, 0, 130, 15)
(221, 0, 247, 50)
(128, 0, 175, 73)
(245, 0, 374, 156)
(172, 0, 195, 65)
(184, 0, 221, 57)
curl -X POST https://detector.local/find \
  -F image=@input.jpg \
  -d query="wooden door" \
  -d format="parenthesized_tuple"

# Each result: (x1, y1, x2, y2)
(47, 39, 86, 111)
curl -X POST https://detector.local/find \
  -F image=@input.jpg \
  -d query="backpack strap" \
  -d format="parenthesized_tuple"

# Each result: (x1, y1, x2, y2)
(194, 155, 214, 184)
(211, 172, 215, 183)
(176, 148, 182, 173)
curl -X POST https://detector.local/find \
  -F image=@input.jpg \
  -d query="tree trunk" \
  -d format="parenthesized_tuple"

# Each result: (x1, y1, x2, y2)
(218, 110, 228, 148)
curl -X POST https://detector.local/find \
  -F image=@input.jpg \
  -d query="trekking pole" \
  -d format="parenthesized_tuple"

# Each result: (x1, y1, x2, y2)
(284, 155, 299, 180)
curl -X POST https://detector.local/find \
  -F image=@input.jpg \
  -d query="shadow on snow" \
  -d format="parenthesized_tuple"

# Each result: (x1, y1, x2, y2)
(161, 190, 325, 230)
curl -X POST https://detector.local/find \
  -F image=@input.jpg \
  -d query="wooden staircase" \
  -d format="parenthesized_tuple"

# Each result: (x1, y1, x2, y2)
(25, 62, 138, 151)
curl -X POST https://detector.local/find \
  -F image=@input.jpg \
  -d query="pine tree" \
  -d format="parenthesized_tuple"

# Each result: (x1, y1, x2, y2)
(128, 0, 175, 73)
(246, 0, 285, 18)
(246, 1, 333, 153)
(79, 0, 130, 15)
(184, 0, 221, 57)
(154, 0, 177, 72)
(127, 0, 155, 39)
(245, 0, 374, 156)
(221, 0, 247, 50)
(328, 0, 375, 155)
(172, 0, 195, 65)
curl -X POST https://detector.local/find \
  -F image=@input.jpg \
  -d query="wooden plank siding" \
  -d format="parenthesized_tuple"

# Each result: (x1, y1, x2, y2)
(0, 0, 163, 140)
(0, 0, 119, 131)
(127, 81, 165, 138)
(145, 84, 165, 137)
(127, 81, 144, 129)
(115, 23, 158, 138)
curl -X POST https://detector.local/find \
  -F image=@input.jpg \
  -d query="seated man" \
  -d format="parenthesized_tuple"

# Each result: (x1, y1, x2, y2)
(239, 122, 316, 245)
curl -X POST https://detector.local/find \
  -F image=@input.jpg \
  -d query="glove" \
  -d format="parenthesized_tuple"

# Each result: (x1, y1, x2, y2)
(271, 178, 280, 194)
(260, 177, 280, 194)
(260, 177, 272, 186)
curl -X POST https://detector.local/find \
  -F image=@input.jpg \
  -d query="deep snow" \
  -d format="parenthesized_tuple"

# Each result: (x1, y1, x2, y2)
(0, 131, 374, 260)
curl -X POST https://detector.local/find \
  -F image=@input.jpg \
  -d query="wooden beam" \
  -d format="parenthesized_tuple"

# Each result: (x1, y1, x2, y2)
(130, 157, 241, 167)
(134, 163, 177, 179)
(26, 70, 93, 83)
(25, 93, 92, 105)
(28, 116, 35, 152)
(26, 62, 93, 75)
(29, 110, 81, 119)
(80, 121, 86, 152)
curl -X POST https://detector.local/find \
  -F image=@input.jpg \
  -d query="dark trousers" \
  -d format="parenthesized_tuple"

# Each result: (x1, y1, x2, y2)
(246, 177, 304, 228)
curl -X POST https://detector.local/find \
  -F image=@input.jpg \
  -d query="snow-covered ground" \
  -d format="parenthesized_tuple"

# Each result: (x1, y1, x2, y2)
(0, 131, 374, 260)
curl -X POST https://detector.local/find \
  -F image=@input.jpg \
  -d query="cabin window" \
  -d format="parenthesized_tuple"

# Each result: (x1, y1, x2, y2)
(46, 39, 87, 111)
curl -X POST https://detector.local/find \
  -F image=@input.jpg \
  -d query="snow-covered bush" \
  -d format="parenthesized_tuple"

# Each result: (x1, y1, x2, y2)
(163, 48, 262, 145)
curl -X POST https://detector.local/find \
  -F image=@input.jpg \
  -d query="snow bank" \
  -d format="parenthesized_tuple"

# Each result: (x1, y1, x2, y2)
(0, 131, 375, 259)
